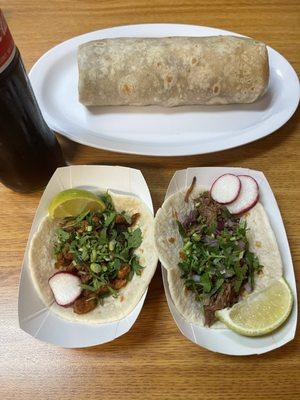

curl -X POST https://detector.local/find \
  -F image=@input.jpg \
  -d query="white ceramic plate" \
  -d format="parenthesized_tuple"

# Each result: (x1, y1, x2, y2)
(161, 167, 297, 355)
(29, 24, 299, 156)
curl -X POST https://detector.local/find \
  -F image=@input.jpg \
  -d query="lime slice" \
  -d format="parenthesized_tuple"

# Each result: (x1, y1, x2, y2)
(48, 189, 106, 219)
(216, 278, 293, 337)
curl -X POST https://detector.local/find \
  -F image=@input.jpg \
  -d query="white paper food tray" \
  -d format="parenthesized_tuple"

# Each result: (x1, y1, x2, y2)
(161, 167, 297, 355)
(18, 165, 155, 348)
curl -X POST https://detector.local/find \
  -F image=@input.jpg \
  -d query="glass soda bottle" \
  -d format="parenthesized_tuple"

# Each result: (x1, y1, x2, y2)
(0, 9, 65, 192)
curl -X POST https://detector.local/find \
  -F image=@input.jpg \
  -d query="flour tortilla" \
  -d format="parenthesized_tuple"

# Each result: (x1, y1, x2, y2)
(29, 192, 158, 323)
(78, 36, 269, 107)
(154, 187, 283, 326)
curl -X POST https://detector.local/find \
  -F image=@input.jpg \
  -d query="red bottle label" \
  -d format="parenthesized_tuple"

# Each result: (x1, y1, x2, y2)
(0, 9, 15, 72)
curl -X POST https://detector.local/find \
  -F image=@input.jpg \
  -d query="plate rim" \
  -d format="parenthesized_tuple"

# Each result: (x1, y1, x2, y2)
(29, 23, 300, 157)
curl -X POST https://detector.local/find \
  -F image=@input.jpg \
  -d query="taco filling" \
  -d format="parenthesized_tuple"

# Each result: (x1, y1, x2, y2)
(176, 192, 263, 326)
(53, 193, 143, 314)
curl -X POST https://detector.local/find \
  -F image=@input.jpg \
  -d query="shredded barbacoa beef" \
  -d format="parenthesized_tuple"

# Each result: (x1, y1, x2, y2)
(177, 191, 263, 327)
(196, 191, 223, 227)
(53, 194, 143, 314)
(184, 176, 197, 203)
(203, 280, 239, 326)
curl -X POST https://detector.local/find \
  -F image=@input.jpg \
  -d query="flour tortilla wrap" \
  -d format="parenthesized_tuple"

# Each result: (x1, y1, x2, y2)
(78, 36, 269, 107)
(29, 192, 158, 323)
(154, 187, 283, 326)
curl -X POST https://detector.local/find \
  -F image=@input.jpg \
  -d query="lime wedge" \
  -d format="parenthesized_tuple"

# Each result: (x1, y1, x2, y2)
(216, 278, 293, 337)
(48, 189, 106, 219)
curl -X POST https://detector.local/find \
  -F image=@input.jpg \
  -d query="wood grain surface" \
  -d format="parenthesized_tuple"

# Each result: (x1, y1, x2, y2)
(0, 1, 299, 399)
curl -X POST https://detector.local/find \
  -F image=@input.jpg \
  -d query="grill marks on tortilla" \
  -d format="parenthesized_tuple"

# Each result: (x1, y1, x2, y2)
(78, 36, 269, 106)
(213, 83, 221, 95)
(121, 83, 134, 96)
(172, 209, 178, 219)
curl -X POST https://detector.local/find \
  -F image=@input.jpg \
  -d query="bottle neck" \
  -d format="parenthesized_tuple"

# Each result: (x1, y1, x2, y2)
(0, 9, 16, 73)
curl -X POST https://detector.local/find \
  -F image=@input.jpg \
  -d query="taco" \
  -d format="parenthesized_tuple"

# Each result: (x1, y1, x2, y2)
(29, 191, 157, 323)
(154, 182, 283, 327)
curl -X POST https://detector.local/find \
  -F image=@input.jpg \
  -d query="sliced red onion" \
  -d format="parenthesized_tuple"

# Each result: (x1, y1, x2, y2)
(225, 219, 239, 228)
(203, 236, 218, 247)
(238, 240, 246, 249)
(181, 209, 199, 229)
(217, 220, 225, 231)
(192, 274, 201, 282)
(243, 282, 252, 293)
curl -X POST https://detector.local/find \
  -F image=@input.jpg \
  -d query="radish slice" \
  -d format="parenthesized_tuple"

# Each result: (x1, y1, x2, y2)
(227, 175, 259, 215)
(49, 272, 82, 306)
(210, 174, 241, 204)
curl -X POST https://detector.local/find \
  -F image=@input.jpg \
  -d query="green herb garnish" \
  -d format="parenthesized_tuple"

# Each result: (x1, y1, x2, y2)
(177, 193, 263, 308)
(53, 193, 143, 303)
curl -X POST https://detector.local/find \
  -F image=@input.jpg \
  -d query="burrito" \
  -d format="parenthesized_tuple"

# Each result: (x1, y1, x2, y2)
(78, 36, 269, 107)
(29, 190, 157, 323)
(154, 184, 282, 327)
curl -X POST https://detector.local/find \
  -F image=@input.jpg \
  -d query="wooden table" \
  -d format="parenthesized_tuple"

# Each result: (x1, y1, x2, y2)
(1, 1, 299, 399)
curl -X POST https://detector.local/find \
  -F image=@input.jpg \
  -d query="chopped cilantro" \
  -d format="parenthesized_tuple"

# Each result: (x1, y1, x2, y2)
(177, 192, 263, 305)
(124, 228, 142, 249)
(53, 194, 144, 304)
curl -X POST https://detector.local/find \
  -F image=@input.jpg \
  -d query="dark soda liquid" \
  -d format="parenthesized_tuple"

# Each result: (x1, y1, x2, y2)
(0, 48, 65, 192)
